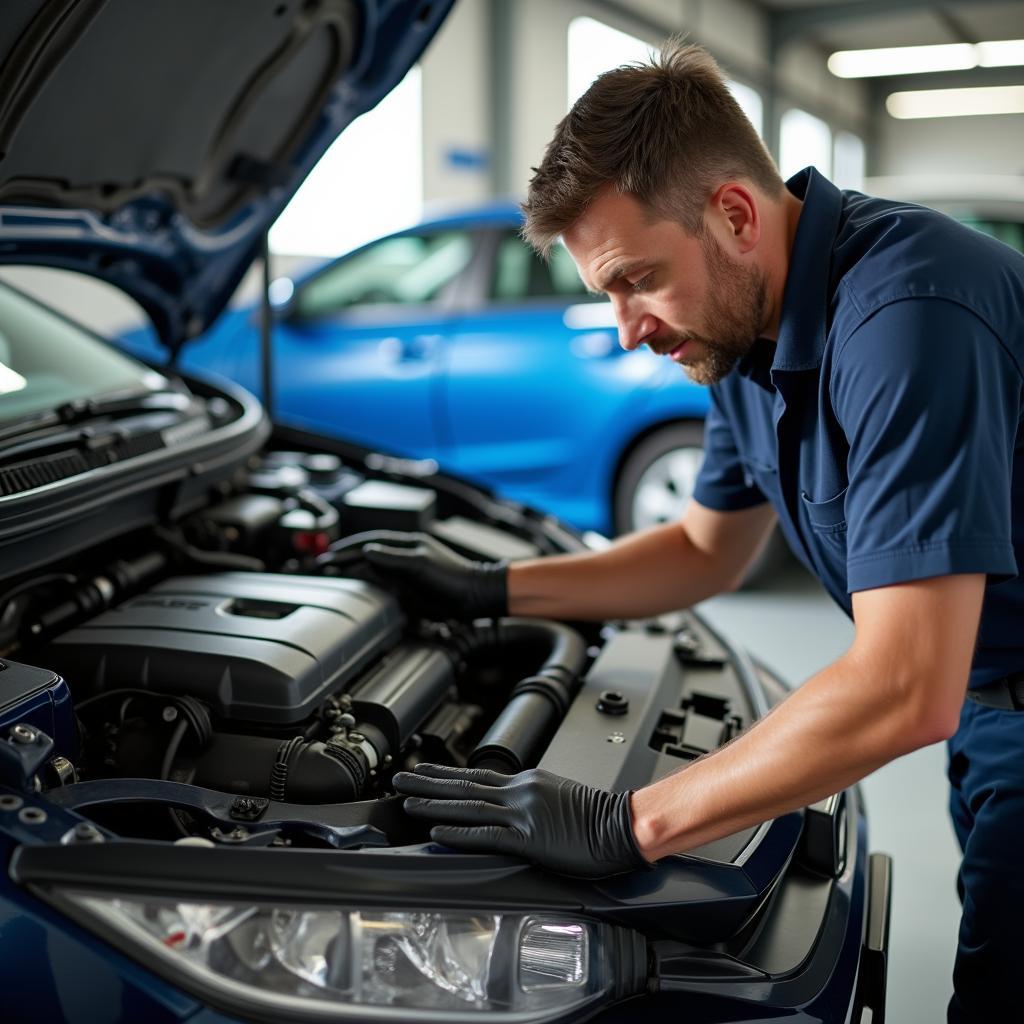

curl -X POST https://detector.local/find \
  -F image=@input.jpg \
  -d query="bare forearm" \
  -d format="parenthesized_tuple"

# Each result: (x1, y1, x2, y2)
(507, 520, 732, 621)
(631, 575, 982, 861)
(631, 650, 952, 860)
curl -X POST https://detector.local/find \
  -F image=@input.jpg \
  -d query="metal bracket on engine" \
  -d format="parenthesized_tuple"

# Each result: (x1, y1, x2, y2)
(0, 723, 55, 789)
(229, 796, 270, 821)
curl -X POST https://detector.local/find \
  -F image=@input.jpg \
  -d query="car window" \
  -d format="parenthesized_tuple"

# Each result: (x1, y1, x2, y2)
(956, 217, 1024, 255)
(490, 232, 601, 302)
(0, 282, 164, 424)
(295, 231, 474, 318)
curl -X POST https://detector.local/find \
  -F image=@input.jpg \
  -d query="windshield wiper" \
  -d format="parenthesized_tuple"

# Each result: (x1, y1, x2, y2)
(56, 388, 193, 424)
(0, 387, 192, 446)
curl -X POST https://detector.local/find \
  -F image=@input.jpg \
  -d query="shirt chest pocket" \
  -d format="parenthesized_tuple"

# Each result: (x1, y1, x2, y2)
(800, 487, 849, 560)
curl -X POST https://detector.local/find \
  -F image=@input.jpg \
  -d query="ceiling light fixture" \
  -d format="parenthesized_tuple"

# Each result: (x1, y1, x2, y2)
(828, 43, 976, 78)
(828, 39, 1024, 79)
(977, 39, 1024, 68)
(886, 84, 1024, 119)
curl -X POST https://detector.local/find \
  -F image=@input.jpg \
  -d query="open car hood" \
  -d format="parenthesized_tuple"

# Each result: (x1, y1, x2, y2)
(0, 0, 453, 352)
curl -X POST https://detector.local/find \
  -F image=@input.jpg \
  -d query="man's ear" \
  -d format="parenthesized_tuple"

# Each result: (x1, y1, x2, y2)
(709, 182, 760, 254)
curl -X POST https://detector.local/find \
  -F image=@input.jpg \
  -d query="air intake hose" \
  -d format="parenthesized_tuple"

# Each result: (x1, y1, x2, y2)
(191, 723, 385, 803)
(464, 618, 586, 774)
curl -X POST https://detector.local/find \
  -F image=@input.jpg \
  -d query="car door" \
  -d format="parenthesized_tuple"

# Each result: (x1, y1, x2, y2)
(241, 228, 477, 460)
(442, 227, 663, 522)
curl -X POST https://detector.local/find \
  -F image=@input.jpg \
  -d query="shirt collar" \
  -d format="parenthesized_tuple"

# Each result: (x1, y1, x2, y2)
(768, 166, 843, 374)
(735, 337, 777, 391)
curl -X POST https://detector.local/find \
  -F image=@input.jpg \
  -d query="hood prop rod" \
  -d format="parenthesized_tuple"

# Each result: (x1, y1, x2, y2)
(260, 232, 274, 420)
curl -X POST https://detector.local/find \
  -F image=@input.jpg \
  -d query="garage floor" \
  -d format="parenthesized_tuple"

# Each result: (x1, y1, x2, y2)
(698, 563, 961, 1024)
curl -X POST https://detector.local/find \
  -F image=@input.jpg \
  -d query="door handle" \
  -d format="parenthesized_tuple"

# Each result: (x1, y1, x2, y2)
(409, 334, 442, 360)
(378, 335, 439, 362)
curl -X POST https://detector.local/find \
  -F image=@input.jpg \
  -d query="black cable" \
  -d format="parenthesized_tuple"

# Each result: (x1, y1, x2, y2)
(270, 736, 304, 802)
(0, 572, 78, 631)
(158, 699, 211, 839)
(326, 529, 406, 553)
(311, 528, 431, 581)
(154, 526, 266, 572)
(318, 528, 435, 562)
(0, 572, 78, 610)
(75, 687, 167, 714)
(77, 688, 212, 775)
(160, 718, 189, 781)
(75, 688, 136, 713)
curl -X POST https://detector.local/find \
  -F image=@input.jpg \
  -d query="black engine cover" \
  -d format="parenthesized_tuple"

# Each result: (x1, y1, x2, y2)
(47, 573, 402, 723)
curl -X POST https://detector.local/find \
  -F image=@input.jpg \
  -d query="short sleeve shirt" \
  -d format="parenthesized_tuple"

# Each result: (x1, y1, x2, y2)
(692, 168, 1024, 687)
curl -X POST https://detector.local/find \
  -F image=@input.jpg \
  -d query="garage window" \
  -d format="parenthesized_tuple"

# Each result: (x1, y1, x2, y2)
(779, 108, 832, 180)
(727, 79, 764, 137)
(270, 68, 423, 258)
(568, 17, 764, 140)
(833, 131, 866, 190)
(567, 17, 654, 108)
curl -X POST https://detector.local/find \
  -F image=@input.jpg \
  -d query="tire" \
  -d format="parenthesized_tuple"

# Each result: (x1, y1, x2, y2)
(613, 422, 706, 535)
(612, 421, 790, 586)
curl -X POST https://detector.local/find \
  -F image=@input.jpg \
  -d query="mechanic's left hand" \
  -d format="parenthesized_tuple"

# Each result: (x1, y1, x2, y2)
(393, 764, 654, 878)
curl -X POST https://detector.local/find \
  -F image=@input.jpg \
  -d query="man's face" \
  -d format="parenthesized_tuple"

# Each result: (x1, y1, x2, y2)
(562, 187, 768, 385)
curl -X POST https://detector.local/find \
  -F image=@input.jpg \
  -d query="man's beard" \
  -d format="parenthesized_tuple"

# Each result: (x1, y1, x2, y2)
(665, 228, 769, 386)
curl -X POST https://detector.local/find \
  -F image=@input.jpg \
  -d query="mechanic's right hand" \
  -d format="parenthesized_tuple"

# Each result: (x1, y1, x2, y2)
(362, 533, 508, 620)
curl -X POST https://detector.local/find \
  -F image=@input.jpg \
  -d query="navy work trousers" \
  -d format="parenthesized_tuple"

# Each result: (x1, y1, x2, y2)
(946, 700, 1024, 1022)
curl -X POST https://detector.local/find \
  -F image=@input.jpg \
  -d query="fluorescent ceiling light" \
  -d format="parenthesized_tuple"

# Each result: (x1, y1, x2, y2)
(977, 39, 1024, 67)
(829, 43, 976, 78)
(886, 85, 1024, 119)
(828, 38, 1024, 79)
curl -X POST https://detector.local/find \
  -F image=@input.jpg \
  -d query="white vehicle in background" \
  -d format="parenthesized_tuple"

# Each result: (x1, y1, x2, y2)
(864, 175, 1024, 254)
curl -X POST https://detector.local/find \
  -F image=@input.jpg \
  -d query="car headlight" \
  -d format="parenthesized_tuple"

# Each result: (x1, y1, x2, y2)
(54, 890, 640, 1020)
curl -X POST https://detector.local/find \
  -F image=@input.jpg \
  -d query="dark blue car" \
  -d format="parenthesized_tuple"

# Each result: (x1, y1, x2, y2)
(118, 203, 711, 538)
(0, 2, 888, 1022)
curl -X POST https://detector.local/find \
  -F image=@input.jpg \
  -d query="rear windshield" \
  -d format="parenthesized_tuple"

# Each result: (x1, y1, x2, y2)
(0, 281, 165, 424)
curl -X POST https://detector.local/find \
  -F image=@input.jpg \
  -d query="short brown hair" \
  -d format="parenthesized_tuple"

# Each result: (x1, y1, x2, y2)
(522, 40, 783, 256)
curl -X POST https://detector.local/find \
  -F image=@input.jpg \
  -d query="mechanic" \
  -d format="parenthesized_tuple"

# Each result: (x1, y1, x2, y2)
(364, 41, 1024, 1022)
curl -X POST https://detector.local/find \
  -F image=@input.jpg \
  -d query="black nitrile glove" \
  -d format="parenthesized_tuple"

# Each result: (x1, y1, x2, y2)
(361, 533, 508, 620)
(393, 764, 653, 878)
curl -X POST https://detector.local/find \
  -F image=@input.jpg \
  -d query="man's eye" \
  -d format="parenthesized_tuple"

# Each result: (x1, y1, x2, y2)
(631, 274, 653, 292)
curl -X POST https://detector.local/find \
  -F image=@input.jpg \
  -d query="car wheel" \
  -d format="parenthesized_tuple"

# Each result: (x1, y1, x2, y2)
(613, 422, 705, 534)
(613, 422, 790, 586)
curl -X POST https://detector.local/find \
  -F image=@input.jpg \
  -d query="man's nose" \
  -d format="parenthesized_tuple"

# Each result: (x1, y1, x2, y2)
(614, 299, 658, 352)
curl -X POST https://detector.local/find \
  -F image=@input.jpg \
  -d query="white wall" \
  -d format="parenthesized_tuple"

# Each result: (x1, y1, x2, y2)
(420, 0, 493, 206)
(776, 42, 868, 126)
(687, 0, 770, 78)
(873, 111, 1024, 176)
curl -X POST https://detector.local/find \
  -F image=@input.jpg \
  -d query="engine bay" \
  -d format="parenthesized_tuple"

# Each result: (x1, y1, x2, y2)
(0, 429, 774, 871)
(0, 374, 865, 989)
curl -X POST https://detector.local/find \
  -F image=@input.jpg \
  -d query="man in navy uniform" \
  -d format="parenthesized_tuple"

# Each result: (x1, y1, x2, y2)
(367, 42, 1024, 1021)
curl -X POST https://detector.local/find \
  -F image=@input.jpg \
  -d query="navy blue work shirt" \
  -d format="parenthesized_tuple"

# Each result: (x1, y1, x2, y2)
(692, 167, 1024, 687)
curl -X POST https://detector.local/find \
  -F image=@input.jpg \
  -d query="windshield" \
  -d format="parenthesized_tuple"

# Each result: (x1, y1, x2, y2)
(295, 231, 474, 317)
(0, 281, 166, 425)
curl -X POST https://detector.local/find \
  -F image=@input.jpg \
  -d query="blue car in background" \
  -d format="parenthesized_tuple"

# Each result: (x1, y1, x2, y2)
(117, 177, 1024, 543)
(118, 204, 710, 537)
